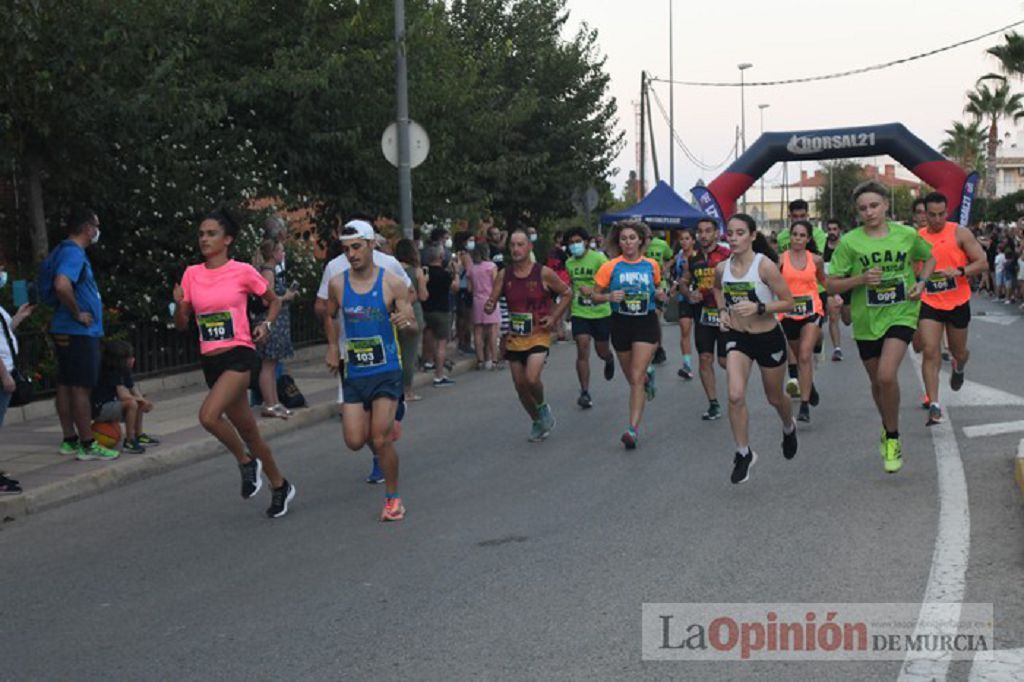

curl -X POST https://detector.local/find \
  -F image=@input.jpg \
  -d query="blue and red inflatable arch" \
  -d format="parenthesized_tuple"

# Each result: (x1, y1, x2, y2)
(691, 123, 978, 229)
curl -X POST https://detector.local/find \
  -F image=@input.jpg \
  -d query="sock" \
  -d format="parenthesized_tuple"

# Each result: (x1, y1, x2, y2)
(886, 430, 900, 440)
(385, 491, 400, 500)
(710, 399, 719, 407)
(800, 401, 809, 409)
(683, 353, 692, 367)
(788, 364, 798, 379)
(784, 420, 796, 434)
(274, 479, 289, 491)
(63, 435, 79, 444)
(81, 439, 94, 449)
(737, 446, 750, 455)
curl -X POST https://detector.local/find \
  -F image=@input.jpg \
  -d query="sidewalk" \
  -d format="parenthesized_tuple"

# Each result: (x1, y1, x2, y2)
(0, 345, 477, 520)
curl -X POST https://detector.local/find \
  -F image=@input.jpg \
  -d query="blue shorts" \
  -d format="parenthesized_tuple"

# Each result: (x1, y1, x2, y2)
(571, 316, 610, 342)
(52, 334, 101, 388)
(342, 369, 404, 409)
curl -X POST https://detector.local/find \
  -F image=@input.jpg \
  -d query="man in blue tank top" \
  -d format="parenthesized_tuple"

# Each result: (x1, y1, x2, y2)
(324, 221, 418, 522)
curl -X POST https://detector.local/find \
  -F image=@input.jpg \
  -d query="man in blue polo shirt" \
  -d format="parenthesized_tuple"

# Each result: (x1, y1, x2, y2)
(47, 207, 115, 460)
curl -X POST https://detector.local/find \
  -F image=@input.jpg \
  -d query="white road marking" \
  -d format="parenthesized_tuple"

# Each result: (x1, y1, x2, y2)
(899, 357, 971, 681)
(963, 420, 1024, 439)
(969, 647, 1024, 680)
(972, 313, 1017, 326)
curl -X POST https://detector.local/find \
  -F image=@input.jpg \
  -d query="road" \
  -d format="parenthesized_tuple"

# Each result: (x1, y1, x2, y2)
(2, 295, 1022, 681)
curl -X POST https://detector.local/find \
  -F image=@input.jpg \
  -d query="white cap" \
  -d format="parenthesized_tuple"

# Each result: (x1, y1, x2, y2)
(341, 219, 375, 241)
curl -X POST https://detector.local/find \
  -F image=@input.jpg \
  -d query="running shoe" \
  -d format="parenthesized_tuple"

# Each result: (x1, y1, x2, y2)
(832, 348, 843, 362)
(538, 404, 555, 437)
(730, 450, 757, 484)
(677, 365, 694, 381)
(577, 390, 593, 409)
(380, 497, 406, 522)
(423, 362, 436, 371)
(0, 473, 22, 495)
(528, 420, 545, 442)
(644, 366, 657, 401)
(941, 350, 951, 362)
(883, 437, 903, 474)
(137, 433, 161, 446)
(653, 346, 667, 366)
(366, 458, 384, 484)
(950, 361, 965, 392)
(76, 441, 120, 462)
(879, 428, 886, 460)
(702, 402, 722, 421)
(782, 422, 798, 459)
(239, 458, 263, 499)
(122, 438, 146, 455)
(432, 376, 456, 387)
(604, 356, 615, 381)
(266, 480, 296, 518)
(785, 377, 800, 398)
(809, 383, 820, 407)
(920, 395, 931, 410)
(621, 426, 638, 450)
(926, 403, 943, 426)
(797, 403, 810, 423)
(58, 439, 80, 456)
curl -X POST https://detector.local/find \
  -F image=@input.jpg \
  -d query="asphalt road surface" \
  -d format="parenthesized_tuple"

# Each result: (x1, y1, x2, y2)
(2, 296, 1022, 681)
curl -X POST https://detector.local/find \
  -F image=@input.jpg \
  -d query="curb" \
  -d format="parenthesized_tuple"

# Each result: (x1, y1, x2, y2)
(0, 356, 478, 521)
(1016, 439, 1024, 499)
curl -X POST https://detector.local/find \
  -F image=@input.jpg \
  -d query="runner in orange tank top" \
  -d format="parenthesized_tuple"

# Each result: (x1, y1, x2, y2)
(916, 192, 988, 426)
(778, 221, 826, 423)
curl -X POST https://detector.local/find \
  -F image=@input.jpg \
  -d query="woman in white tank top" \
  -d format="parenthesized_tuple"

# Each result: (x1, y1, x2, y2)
(713, 214, 798, 485)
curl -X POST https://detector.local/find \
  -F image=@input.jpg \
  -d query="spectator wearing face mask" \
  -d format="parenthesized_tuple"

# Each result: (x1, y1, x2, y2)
(526, 226, 539, 263)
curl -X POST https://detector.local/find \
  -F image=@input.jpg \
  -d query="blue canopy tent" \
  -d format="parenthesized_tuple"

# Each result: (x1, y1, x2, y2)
(600, 180, 706, 230)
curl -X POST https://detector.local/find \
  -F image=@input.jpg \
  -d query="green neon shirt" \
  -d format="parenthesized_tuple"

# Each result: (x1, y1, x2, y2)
(566, 249, 611, 319)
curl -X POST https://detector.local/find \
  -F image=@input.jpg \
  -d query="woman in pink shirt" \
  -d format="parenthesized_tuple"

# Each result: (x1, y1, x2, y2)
(468, 243, 501, 368)
(173, 209, 296, 519)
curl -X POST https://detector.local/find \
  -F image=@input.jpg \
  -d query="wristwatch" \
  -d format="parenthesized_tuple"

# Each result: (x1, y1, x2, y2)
(757, 302, 766, 315)
(957, 266, 965, 277)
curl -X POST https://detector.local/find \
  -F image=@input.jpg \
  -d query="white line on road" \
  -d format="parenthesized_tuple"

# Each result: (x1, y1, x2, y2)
(899, 358, 971, 681)
(969, 647, 1024, 680)
(962, 420, 1024, 439)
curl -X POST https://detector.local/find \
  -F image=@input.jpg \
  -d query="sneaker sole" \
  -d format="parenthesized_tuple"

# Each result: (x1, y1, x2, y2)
(702, 413, 721, 421)
(243, 459, 264, 500)
(365, 476, 385, 484)
(267, 484, 296, 519)
(76, 453, 120, 462)
(733, 451, 758, 483)
(381, 508, 406, 522)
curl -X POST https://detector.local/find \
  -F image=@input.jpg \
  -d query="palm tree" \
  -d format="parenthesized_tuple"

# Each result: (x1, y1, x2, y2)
(986, 31, 1024, 80)
(939, 120, 986, 171)
(964, 78, 1024, 198)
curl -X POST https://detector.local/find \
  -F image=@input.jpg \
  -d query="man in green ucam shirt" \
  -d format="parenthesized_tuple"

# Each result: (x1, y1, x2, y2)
(827, 181, 935, 474)
(645, 230, 673, 366)
(565, 227, 615, 408)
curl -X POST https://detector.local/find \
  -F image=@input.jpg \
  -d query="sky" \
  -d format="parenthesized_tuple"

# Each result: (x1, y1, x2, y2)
(563, 0, 1024, 198)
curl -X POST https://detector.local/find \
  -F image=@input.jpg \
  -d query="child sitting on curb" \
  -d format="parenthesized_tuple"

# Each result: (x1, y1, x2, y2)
(91, 340, 160, 454)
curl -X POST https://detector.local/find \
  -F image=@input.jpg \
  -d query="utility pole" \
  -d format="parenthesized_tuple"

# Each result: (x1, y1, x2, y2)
(737, 63, 753, 211)
(394, 0, 413, 238)
(639, 71, 647, 198)
(668, 0, 675, 189)
(758, 103, 769, 225)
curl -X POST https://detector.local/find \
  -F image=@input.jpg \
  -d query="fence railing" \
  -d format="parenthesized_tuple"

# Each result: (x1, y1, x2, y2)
(17, 301, 325, 400)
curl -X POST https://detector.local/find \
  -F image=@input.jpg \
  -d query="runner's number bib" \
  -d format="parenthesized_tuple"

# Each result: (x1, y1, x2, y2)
(197, 311, 234, 343)
(346, 336, 386, 368)
(699, 306, 720, 327)
(510, 312, 534, 336)
(788, 295, 813, 317)
(925, 274, 958, 294)
(723, 282, 756, 308)
(576, 294, 594, 308)
(866, 280, 907, 307)
(620, 289, 649, 316)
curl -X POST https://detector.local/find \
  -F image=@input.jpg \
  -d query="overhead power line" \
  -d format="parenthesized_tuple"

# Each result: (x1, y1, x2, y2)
(648, 19, 1024, 88)
(647, 86, 736, 172)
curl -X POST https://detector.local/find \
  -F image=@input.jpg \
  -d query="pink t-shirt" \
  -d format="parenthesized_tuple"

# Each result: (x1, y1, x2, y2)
(468, 260, 501, 325)
(180, 260, 268, 354)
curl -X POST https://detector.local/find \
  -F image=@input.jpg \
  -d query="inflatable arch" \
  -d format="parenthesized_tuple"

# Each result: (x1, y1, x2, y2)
(691, 123, 978, 229)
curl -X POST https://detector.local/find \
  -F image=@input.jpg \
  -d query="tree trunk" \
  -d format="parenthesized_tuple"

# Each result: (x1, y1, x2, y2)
(25, 152, 48, 263)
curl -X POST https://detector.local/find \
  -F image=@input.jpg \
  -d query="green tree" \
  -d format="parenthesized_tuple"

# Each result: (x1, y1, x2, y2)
(814, 161, 864, 228)
(965, 77, 1024, 198)
(986, 31, 1024, 80)
(939, 121, 987, 172)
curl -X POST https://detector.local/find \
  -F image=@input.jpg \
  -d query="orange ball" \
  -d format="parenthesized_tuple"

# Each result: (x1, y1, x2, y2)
(91, 421, 122, 449)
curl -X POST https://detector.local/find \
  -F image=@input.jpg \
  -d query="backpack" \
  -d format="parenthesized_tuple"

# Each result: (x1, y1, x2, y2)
(276, 373, 307, 409)
(36, 241, 73, 307)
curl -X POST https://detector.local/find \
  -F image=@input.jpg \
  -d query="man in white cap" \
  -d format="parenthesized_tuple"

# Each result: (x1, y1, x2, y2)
(323, 219, 417, 521)
(316, 218, 414, 484)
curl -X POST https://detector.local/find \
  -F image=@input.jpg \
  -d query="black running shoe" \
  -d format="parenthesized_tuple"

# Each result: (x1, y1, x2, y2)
(266, 480, 296, 518)
(653, 346, 667, 365)
(239, 458, 263, 499)
(782, 423, 798, 460)
(730, 450, 757, 484)
(950, 368, 965, 392)
(797, 403, 810, 423)
(702, 402, 722, 421)
(604, 356, 615, 381)
(809, 383, 820, 407)
(578, 390, 593, 409)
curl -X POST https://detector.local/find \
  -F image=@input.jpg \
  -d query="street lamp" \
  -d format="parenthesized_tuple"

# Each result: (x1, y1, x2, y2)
(737, 62, 753, 210)
(759, 103, 770, 227)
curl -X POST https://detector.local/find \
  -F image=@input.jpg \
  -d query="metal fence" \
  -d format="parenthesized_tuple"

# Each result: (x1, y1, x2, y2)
(18, 301, 324, 399)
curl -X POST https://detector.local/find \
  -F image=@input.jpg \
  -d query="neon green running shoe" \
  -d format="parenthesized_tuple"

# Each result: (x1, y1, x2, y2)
(883, 437, 902, 474)
(58, 440, 81, 456)
(878, 428, 886, 459)
(76, 441, 120, 461)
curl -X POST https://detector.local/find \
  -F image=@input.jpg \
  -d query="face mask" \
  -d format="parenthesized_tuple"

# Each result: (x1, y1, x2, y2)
(0, 272, 7, 289)
(529, 233, 538, 243)
(568, 243, 585, 258)
(444, 238, 453, 249)
(416, 240, 423, 249)
(589, 241, 597, 250)
(466, 240, 476, 251)
(90, 227, 101, 245)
